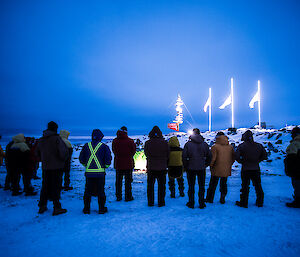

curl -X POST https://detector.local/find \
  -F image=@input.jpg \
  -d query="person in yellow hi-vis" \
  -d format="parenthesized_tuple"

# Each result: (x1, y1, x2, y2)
(79, 129, 112, 214)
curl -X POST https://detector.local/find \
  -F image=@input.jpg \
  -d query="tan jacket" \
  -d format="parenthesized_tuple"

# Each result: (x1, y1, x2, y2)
(210, 135, 235, 177)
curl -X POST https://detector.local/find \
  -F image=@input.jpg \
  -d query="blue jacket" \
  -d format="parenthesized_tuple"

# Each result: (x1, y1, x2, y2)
(79, 129, 112, 177)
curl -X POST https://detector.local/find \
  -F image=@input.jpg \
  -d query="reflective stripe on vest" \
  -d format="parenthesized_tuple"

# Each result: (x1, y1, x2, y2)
(86, 142, 105, 173)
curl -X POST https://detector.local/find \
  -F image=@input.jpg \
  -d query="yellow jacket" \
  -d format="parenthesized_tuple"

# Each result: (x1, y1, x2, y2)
(168, 136, 183, 167)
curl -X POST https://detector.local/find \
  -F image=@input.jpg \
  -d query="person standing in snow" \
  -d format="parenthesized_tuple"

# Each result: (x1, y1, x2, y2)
(7, 134, 37, 196)
(167, 136, 184, 198)
(4, 140, 14, 190)
(183, 128, 211, 209)
(284, 126, 300, 208)
(59, 130, 73, 191)
(144, 126, 169, 207)
(112, 126, 136, 202)
(36, 121, 69, 216)
(79, 129, 112, 214)
(235, 130, 267, 208)
(206, 132, 235, 204)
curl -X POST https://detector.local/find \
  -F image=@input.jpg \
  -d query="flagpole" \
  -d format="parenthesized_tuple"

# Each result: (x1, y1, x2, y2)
(258, 80, 261, 129)
(209, 87, 212, 132)
(231, 78, 234, 128)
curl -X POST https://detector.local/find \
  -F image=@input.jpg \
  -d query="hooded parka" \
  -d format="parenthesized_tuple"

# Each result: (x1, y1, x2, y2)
(210, 135, 235, 177)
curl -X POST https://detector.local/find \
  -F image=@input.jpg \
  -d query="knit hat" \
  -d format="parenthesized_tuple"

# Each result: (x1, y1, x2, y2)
(48, 121, 58, 132)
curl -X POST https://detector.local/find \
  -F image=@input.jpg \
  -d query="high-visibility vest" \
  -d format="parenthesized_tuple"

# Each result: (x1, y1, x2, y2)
(86, 142, 105, 173)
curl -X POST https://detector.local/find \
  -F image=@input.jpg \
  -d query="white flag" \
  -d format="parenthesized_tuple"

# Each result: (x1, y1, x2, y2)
(249, 91, 259, 109)
(203, 95, 211, 112)
(219, 94, 231, 109)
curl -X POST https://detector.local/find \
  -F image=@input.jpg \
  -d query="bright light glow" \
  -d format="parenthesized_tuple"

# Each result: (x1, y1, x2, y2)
(173, 94, 184, 124)
(134, 151, 147, 171)
(188, 130, 193, 135)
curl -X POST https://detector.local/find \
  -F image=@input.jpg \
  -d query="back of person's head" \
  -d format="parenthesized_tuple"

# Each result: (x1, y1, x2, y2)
(216, 131, 225, 136)
(120, 126, 128, 134)
(241, 130, 254, 142)
(92, 129, 104, 142)
(149, 126, 163, 138)
(291, 126, 300, 139)
(48, 121, 58, 133)
(193, 128, 200, 135)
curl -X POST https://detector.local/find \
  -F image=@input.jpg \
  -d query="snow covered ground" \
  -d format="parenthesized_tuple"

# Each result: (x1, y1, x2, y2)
(0, 128, 299, 257)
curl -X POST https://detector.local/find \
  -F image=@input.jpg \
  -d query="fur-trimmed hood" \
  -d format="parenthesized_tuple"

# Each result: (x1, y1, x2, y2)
(60, 130, 72, 148)
(11, 134, 30, 152)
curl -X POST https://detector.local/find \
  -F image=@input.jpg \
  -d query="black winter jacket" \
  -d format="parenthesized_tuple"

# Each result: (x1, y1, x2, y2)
(235, 141, 267, 171)
(36, 130, 69, 170)
(182, 135, 212, 171)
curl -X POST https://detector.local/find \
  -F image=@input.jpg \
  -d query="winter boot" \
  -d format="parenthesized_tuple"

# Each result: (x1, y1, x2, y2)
(186, 202, 194, 209)
(38, 206, 48, 214)
(199, 201, 206, 209)
(220, 194, 226, 204)
(125, 196, 134, 202)
(52, 201, 67, 216)
(83, 196, 91, 214)
(236, 188, 249, 208)
(98, 197, 108, 214)
(286, 198, 300, 208)
(25, 186, 37, 196)
(255, 199, 264, 207)
(205, 188, 215, 203)
(53, 208, 67, 216)
(235, 201, 248, 208)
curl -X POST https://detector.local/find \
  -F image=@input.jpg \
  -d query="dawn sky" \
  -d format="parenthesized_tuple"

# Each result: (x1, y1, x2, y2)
(0, 0, 299, 135)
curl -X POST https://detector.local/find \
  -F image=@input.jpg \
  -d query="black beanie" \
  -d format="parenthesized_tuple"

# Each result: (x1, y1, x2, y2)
(48, 121, 58, 132)
(120, 126, 128, 133)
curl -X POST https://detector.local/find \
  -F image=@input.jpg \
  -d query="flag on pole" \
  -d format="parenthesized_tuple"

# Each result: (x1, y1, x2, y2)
(168, 123, 179, 131)
(219, 94, 232, 109)
(249, 90, 259, 109)
(203, 94, 211, 112)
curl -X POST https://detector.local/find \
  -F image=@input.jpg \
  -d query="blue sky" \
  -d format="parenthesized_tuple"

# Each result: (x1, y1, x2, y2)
(0, 0, 299, 135)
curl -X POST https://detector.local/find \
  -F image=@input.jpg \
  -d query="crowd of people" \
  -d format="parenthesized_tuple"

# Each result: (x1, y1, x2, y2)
(0, 122, 299, 216)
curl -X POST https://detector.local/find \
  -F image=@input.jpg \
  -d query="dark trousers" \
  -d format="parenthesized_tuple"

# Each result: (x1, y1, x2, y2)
(5, 167, 12, 189)
(115, 170, 133, 200)
(63, 162, 71, 187)
(39, 169, 63, 208)
(168, 176, 184, 195)
(206, 176, 228, 201)
(186, 170, 206, 205)
(240, 170, 264, 206)
(11, 167, 32, 193)
(147, 170, 166, 206)
(291, 178, 300, 198)
(84, 175, 106, 210)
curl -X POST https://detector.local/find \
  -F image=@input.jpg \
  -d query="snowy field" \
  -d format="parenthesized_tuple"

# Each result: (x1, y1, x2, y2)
(0, 128, 300, 257)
